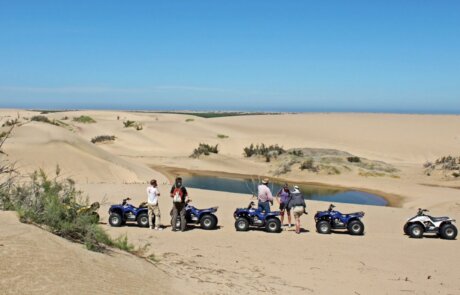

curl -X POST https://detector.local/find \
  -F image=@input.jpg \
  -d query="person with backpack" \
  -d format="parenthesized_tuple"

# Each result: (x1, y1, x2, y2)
(287, 185, 307, 234)
(147, 179, 162, 230)
(170, 177, 188, 232)
(276, 183, 293, 229)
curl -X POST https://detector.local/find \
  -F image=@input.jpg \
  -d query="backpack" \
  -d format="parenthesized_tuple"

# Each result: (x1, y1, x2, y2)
(172, 187, 183, 203)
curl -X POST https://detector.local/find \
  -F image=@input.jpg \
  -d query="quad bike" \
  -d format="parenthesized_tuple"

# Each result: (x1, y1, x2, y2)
(233, 201, 282, 233)
(314, 204, 365, 235)
(404, 208, 457, 240)
(170, 201, 219, 230)
(108, 198, 150, 227)
(66, 201, 100, 223)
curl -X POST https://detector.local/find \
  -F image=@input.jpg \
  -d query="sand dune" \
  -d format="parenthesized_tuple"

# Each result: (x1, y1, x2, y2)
(1, 109, 460, 294)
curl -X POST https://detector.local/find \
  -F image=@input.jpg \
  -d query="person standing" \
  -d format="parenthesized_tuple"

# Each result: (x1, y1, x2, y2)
(147, 179, 162, 230)
(276, 183, 293, 229)
(257, 178, 274, 213)
(287, 185, 307, 234)
(170, 177, 188, 232)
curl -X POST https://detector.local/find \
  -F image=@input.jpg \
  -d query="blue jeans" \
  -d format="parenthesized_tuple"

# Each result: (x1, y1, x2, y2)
(258, 201, 271, 213)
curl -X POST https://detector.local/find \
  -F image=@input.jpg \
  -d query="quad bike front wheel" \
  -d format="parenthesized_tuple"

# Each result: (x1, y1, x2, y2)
(235, 217, 249, 231)
(316, 220, 331, 234)
(408, 223, 424, 239)
(439, 224, 458, 240)
(347, 220, 365, 235)
(200, 214, 218, 230)
(265, 218, 282, 233)
(137, 213, 150, 227)
(109, 213, 122, 227)
(403, 223, 410, 235)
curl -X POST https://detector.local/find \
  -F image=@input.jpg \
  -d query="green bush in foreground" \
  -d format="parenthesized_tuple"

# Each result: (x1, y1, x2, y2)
(73, 115, 96, 124)
(1, 168, 132, 252)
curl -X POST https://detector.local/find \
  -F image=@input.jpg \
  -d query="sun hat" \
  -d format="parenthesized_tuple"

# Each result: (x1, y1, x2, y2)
(262, 178, 269, 184)
(294, 185, 299, 190)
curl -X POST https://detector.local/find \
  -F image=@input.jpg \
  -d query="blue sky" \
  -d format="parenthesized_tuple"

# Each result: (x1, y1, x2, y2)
(0, 1, 459, 113)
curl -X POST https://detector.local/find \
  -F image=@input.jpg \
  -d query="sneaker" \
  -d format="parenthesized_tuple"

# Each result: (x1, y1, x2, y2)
(171, 228, 177, 232)
(155, 227, 163, 231)
(150, 226, 154, 230)
(288, 224, 292, 228)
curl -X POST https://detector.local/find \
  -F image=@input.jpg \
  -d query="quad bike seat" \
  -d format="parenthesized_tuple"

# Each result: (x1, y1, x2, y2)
(429, 216, 450, 222)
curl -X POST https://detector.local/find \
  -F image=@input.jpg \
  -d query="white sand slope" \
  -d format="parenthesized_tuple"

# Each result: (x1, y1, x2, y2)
(0, 211, 181, 295)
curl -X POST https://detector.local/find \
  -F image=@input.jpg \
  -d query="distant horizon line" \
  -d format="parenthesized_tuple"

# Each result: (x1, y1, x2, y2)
(0, 106, 459, 116)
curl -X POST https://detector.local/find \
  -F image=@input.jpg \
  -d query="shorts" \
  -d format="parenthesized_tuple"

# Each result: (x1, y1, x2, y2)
(293, 206, 304, 218)
(279, 203, 290, 212)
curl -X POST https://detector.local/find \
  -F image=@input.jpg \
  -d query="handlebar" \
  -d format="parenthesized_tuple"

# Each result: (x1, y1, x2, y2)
(247, 201, 255, 209)
(328, 204, 336, 211)
(417, 208, 429, 215)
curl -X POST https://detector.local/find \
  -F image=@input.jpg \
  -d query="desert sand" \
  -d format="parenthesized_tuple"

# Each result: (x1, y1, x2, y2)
(1, 109, 459, 294)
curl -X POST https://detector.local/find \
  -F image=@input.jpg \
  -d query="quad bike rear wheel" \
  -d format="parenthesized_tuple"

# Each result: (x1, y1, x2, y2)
(109, 213, 122, 227)
(408, 223, 424, 239)
(137, 213, 150, 227)
(200, 214, 218, 230)
(347, 220, 365, 235)
(265, 218, 282, 233)
(235, 217, 249, 231)
(316, 220, 331, 234)
(439, 224, 458, 240)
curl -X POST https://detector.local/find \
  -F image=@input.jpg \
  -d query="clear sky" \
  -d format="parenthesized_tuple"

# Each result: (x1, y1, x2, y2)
(0, 1, 459, 113)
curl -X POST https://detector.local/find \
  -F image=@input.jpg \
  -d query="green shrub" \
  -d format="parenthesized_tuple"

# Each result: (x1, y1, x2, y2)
(2, 118, 19, 127)
(30, 115, 59, 125)
(91, 135, 116, 144)
(123, 120, 143, 130)
(300, 158, 318, 172)
(190, 143, 219, 158)
(111, 234, 135, 252)
(185, 118, 194, 122)
(0, 168, 119, 252)
(73, 115, 96, 124)
(288, 149, 304, 157)
(347, 156, 361, 163)
(217, 134, 229, 139)
(243, 143, 285, 161)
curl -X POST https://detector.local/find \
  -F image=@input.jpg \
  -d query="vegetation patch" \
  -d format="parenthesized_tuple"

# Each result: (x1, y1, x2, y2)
(217, 134, 229, 139)
(424, 155, 460, 178)
(123, 120, 143, 130)
(0, 167, 134, 253)
(2, 118, 19, 127)
(243, 143, 286, 162)
(185, 118, 194, 122)
(154, 111, 281, 118)
(190, 143, 219, 158)
(73, 115, 96, 124)
(91, 135, 116, 144)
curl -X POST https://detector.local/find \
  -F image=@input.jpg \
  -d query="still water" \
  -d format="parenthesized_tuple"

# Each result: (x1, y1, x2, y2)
(182, 174, 388, 206)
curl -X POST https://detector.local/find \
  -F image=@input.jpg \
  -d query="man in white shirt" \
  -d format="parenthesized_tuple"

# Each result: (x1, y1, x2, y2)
(147, 179, 162, 230)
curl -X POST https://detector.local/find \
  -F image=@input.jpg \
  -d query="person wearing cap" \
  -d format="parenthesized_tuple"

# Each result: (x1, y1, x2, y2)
(287, 185, 307, 234)
(170, 177, 189, 232)
(276, 183, 293, 229)
(257, 178, 274, 213)
(147, 179, 163, 230)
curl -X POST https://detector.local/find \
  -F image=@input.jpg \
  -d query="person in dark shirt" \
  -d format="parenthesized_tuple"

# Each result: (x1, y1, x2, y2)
(170, 177, 188, 232)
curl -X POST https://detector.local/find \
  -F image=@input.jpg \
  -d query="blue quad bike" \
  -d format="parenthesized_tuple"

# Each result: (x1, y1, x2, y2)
(108, 197, 150, 227)
(171, 201, 219, 230)
(314, 204, 365, 235)
(233, 201, 282, 233)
